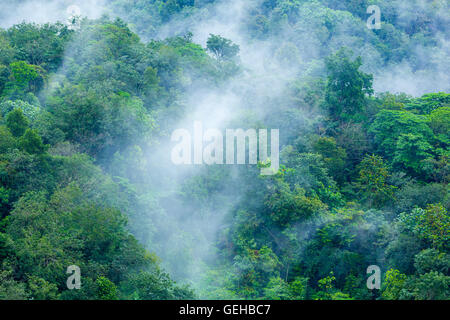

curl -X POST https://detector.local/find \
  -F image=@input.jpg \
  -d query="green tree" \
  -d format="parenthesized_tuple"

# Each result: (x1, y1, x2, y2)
(312, 136, 347, 184)
(419, 204, 449, 250)
(0, 270, 28, 300)
(6, 108, 29, 137)
(264, 180, 327, 227)
(393, 133, 433, 176)
(6, 22, 71, 70)
(401, 272, 450, 300)
(356, 154, 395, 207)
(96, 277, 118, 300)
(18, 129, 47, 155)
(382, 269, 407, 300)
(413, 249, 449, 275)
(6, 61, 46, 95)
(428, 107, 450, 136)
(370, 109, 434, 162)
(263, 277, 292, 300)
(0, 125, 16, 153)
(206, 34, 240, 61)
(324, 48, 373, 122)
(27, 276, 59, 300)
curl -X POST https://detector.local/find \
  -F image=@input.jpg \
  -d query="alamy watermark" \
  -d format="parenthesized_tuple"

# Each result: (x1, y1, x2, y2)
(66, 265, 81, 290)
(366, 265, 381, 290)
(66, 5, 82, 30)
(171, 121, 279, 175)
(367, 5, 381, 30)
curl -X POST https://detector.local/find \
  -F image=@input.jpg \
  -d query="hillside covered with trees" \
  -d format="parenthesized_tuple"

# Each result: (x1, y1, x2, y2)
(0, 0, 448, 300)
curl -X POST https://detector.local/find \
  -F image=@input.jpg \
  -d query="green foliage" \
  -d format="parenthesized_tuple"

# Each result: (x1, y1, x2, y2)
(263, 277, 292, 300)
(406, 93, 450, 114)
(370, 109, 434, 161)
(0, 182, 192, 300)
(401, 271, 450, 300)
(419, 204, 449, 250)
(96, 277, 118, 300)
(0, 33, 14, 66)
(0, 125, 16, 153)
(393, 133, 434, 177)
(398, 204, 449, 251)
(314, 271, 352, 300)
(324, 48, 373, 122)
(3, 61, 46, 98)
(414, 249, 449, 275)
(18, 129, 48, 155)
(318, 271, 336, 291)
(6, 22, 71, 70)
(0, 100, 40, 121)
(6, 108, 29, 137)
(382, 269, 407, 300)
(0, 3, 448, 301)
(27, 276, 59, 300)
(429, 107, 450, 146)
(120, 271, 195, 300)
(9, 61, 38, 88)
(206, 34, 240, 61)
(0, 270, 28, 300)
(288, 276, 308, 300)
(356, 154, 395, 208)
(264, 180, 327, 227)
(312, 136, 347, 184)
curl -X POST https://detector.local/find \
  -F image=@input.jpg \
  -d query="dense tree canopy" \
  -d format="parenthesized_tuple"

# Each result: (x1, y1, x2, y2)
(0, 0, 448, 300)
